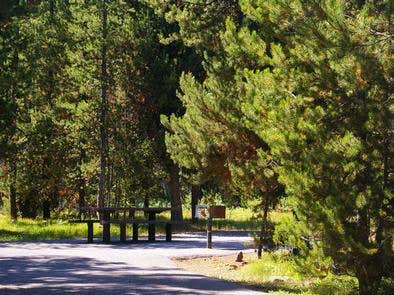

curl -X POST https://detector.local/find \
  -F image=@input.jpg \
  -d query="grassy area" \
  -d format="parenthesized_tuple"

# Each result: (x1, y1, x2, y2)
(237, 252, 358, 294)
(175, 251, 359, 295)
(0, 207, 289, 241)
(179, 207, 291, 232)
(0, 214, 152, 241)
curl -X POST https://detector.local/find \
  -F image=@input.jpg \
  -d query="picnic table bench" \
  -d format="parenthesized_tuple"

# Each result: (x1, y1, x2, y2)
(69, 207, 175, 243)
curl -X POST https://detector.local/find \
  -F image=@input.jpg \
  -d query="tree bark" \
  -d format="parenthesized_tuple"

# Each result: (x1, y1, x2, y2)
(257, 196, 270, 259)
(191, 185, 201, 221)
(356, 261, 382, 295)
(42, 200, 51, 219)
(9, 159, 17, 221)
(77, 147, 86, 217)
(169, 163, 182, 221)
(9, 11, 19, 221)
(98, 0, 108, 219)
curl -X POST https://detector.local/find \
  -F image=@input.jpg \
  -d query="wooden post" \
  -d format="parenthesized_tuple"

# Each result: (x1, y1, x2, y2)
(87, 221, 93, 243)
(102, 211, 110, 243)
(132, 223, 138, 242)
(148, 212, 156, 241)
(120, 222, 126, 242)
(207, 213, 212, 249)
(166, 223, 172, 242)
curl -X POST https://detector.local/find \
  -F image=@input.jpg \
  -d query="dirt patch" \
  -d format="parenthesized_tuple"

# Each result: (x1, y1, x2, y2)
(173, 252, 255, 278)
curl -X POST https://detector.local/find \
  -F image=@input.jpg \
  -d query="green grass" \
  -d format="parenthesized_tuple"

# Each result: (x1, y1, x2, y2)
(0, 214, 153, 241)
(0, 207, 290, 241)
(179, 207, 291, 232)
(204, 250, 359, 295)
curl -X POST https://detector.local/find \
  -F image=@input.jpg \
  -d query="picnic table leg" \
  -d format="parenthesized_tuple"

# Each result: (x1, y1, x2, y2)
(87, 221, 93, 243)
(120, 223, 126, 242)
(132, 223, 138, 242)
(166, 223, 172, 242)
(148, 212, 156, 241)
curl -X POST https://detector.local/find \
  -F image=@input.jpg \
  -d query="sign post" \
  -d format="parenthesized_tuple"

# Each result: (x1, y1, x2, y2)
(195, 205, 226, 249)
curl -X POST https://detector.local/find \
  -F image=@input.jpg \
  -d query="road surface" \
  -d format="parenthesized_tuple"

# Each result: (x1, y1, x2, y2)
(0, 232, 265, 294)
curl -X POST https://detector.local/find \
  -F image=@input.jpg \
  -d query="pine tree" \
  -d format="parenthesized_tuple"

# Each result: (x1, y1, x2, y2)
(158, 0, 284, 252)
(159, 0, 392, 292)
(236, 1, 393, 293)
(0, 0, 29, 220)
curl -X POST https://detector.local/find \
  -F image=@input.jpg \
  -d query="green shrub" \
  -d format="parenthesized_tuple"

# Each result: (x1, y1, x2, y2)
(273, 211, 333, 278)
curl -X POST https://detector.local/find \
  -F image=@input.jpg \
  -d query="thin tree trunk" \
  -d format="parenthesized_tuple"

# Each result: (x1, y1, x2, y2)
(9, 159, 17, 221)
(45, 0, 55, 221)
(43, 200, 51, 219)
(191, 185, 201, 221)
(78, 177, 86, 218)
(77, 147, 86, 218)
(169, 163, 182, 221)
(98, 0, 108, 219)
(106, 162, 113, 207)
(257, 196, 270, 259)
(9, 27, 19, 222)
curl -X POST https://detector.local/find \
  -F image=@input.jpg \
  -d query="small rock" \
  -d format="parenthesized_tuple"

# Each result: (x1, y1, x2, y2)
(235, 251, 243, 262)
(228, 264, 238, 270)
(268, 276, 290, 283)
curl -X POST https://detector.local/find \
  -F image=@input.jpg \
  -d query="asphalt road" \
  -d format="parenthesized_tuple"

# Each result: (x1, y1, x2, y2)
(0, 232, 266, 294)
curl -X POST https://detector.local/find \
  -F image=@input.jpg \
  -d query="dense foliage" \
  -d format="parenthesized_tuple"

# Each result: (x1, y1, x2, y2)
(155, 0, 393, 294)
(0, 0, 198, 220)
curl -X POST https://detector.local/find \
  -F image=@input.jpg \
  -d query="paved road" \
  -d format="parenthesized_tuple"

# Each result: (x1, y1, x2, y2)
(0, 232, 265, 294)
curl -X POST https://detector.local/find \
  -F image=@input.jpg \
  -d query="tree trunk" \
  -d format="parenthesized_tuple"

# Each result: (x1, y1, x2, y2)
(9, 159, 17, 221)
(78, 177, 85, 217)
(106, 162, 113, 207)
(9, 15, 19, 222)
(257, 196, 270, 259)
(191, 185, 201, 221)
(144, 197, 150, 208)
(77, 147, 86, 218)
(356, 263, 382, 295)
(169, 163, 182, 221)
(20, 190, 37, 219)
(97, 0, 108, 219)
(42, 200, 51, 219)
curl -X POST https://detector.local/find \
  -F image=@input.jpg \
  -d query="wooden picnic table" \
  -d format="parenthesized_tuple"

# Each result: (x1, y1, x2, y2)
(71, 206, 172, 243)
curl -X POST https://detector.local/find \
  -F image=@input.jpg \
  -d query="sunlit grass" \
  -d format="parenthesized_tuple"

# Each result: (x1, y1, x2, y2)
(0, 214, 153, 241)
(180, 250, 359, 295)
(236, 252, 358, 294)
(180, 207, 292, 231)
(0, 215, 87, 241)
(0, 207, 291, 241)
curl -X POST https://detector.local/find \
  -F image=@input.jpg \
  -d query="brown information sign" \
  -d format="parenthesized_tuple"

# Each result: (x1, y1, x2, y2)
(210, 205, 226, 219)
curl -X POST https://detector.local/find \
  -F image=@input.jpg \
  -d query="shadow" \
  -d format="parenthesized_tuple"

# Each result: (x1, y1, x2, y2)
(0, 255, 256, 294)
(0, 232, 252, 252)
(0, 229, 18, 236)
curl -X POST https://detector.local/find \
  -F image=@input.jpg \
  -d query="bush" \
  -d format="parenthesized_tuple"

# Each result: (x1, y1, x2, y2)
(273, 210, 333, 278)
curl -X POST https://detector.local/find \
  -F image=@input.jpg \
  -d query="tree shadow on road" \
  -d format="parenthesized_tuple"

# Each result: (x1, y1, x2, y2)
(0, 255, 257, 294)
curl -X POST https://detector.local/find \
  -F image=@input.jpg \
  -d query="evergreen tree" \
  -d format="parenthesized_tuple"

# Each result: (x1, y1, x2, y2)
(240, 1, 393, 293)
(158, 0, 284, 253)
(159, 1, 392, 292)
(0, 0, 29, 220)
